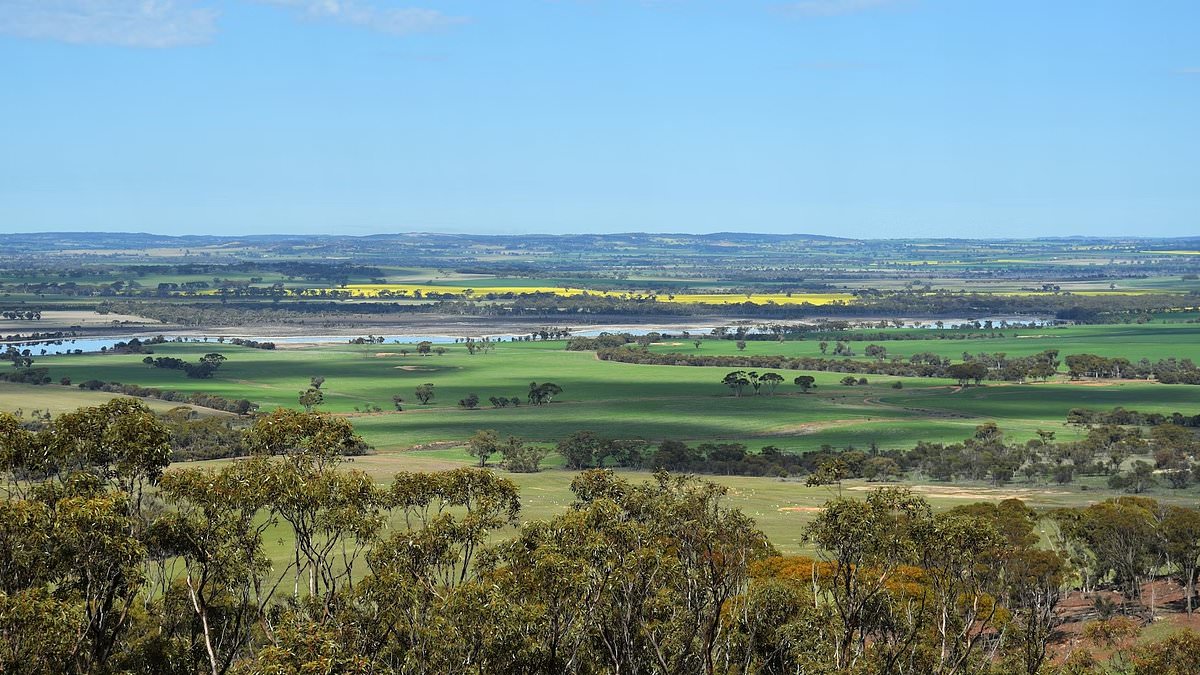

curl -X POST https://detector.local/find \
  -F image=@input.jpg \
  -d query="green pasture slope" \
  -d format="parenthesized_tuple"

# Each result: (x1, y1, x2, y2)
(0, 380, 229, 417)
(9, 322, 1200, 559)
(650, 322, 1200, 363)
(21, 323, 1200, 456)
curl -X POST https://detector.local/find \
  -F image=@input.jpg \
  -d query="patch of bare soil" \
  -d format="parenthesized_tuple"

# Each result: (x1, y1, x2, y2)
(760, 420, 864, 437)
(1048, 578, 1199, 664)
(777, 506, 823, 513)
(349, 453, 463, 473)
(395, 365, 439, 371)
(406, 441, 463, 451)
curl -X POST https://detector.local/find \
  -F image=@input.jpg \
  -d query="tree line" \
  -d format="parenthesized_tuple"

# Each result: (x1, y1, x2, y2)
(595, 346, 1065, 383)
(141, 352, 228, 379)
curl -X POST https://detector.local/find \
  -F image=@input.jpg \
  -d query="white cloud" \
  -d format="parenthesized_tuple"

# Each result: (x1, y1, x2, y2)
(779, 0, 905, 18)
(0, 0, 218, 47)
(253, 1, 467, 35)
(0, 0, 465, 47)
(1177, 67, 1200, 75)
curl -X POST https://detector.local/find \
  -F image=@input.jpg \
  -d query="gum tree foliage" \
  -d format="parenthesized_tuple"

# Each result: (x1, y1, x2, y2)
(0, 398, 171, 674)
(414, 383, 435, 404)
(13, 399, 1198, 674)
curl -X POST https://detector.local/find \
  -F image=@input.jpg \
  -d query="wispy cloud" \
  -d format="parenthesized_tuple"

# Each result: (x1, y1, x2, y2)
(0, 0, 218, 47)
(0, 0, 465, 47)
(778, 0, 906, 18)
(1177, 67, 1200, 75)
(793, 61, 874, 70)
(253, 1, 467, 36)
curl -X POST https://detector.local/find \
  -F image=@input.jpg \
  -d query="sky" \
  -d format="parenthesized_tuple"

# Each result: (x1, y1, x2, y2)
(0, 0, 1197, 238)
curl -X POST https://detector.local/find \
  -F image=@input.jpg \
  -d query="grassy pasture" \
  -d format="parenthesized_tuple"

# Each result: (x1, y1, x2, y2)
(23, 325, 1199, 457)
(11, 322, 1200, 563)
(234, 457, 1200, 560)
(654, 323, 1200, 363)
(0, 381, 227, 417)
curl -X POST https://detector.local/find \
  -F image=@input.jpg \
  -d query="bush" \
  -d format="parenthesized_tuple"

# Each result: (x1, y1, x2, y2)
(1132, 629, 1200, 674)
(1082, 616, 1139, 646)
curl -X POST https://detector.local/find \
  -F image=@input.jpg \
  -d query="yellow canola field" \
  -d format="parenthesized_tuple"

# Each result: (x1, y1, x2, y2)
(302, 285, 855, 305)
(662, 293, 853, 305)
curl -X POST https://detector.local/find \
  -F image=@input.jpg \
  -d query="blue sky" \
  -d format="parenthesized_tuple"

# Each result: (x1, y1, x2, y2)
(1, 0, 1197, 237)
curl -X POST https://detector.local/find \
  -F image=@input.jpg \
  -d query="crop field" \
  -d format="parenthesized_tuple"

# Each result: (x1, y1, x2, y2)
(279, 284, 859, 305)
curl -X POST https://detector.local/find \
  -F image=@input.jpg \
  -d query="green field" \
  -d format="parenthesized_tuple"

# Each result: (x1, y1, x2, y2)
(652, 323, 1200, 363)
(18, 326, 1200, 458)
(0, 380, 229, 417)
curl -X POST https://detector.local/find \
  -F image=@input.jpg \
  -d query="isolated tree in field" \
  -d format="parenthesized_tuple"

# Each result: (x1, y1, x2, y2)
(864, 344, 887, 360)
(818, 340, 828, 354)
(736, 340, 747, 351)
(839, 376, 858, 386)
(459, 393, 480, 410)
(693, 340, 702, 350)
(527, 382, 563, 405)
(466, 429, 500, 467)
(794, 375, 816, 393)
(414, 383, 435, 404)
(722, 370, 750, 397)
(298, 386, 324, 411)
(309, 375, 325, 389)
(392, 395, 404, 411)
(417, 341, 432, 356)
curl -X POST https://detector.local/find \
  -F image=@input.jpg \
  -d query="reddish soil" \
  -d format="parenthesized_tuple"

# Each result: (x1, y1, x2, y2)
(1048, 577, 1200, 663)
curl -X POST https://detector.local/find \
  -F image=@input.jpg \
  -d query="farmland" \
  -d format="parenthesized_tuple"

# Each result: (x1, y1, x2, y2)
(13, 325, 1198, 452)
(11, 322, 1200, 566)
(6, 232, 1200, 673)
